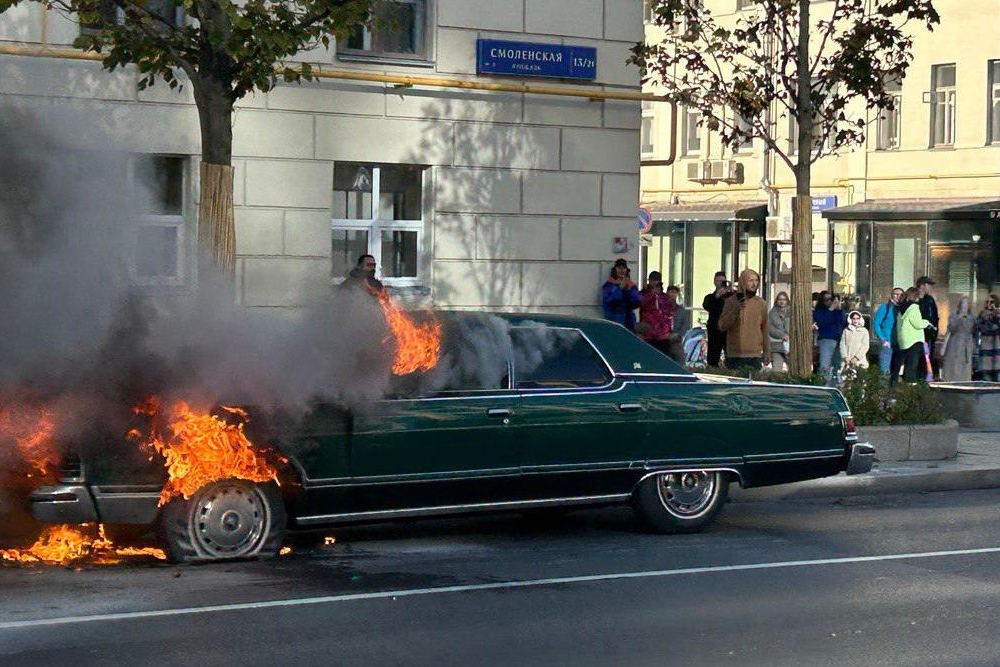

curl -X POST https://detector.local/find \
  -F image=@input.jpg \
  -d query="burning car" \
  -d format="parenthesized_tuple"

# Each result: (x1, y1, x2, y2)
(27, 313, 873, 563)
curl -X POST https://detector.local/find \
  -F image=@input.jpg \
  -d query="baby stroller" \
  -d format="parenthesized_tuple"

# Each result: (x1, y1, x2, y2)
(682, 326, 708, 369)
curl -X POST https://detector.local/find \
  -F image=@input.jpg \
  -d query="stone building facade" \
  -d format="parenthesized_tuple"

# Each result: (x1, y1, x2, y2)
(0, 0, 644, 314)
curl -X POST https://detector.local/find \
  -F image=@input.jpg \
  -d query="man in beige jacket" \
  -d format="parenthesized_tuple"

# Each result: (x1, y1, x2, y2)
(718, 269, 768, 371)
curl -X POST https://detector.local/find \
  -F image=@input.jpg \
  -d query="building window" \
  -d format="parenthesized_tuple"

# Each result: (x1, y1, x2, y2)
(643, 0, 652, 22)
(989, 60, 1000, 144)
(930, 63, 956, 147)
(79, 0, 180, 33)
(332, 162, 424, 286)
(733, 111, 753, 152)
(341, 0, 428, 62)
(682, 107, 701, 155)
(736, 0, 755, 9)
(787, 114, 799, 155)
(131, 155, 187, 285)
(641, 101, 655, 155)
(877, 77, 902, 150)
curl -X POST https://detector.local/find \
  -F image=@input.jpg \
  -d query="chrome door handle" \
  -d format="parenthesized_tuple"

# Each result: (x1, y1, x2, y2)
(618, 403, 644, 413)
(487, 408, 512, 418)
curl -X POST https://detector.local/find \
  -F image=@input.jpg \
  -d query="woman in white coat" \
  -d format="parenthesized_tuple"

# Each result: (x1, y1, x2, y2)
(839, 310, 870, 376)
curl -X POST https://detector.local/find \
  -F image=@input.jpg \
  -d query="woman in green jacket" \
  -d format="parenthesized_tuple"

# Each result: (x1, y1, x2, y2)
(898, 287, 935, 381)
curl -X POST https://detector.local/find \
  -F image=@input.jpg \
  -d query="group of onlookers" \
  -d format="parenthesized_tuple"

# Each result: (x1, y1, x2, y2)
(602, 258, 1000, 383)
(600, 258, 688, 363)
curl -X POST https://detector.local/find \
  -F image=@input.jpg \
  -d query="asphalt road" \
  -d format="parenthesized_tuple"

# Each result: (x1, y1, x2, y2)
(4, 489, 1000, 666)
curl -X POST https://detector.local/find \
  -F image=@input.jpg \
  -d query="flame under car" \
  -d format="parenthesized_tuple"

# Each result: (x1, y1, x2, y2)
(29, 313, 874, 563)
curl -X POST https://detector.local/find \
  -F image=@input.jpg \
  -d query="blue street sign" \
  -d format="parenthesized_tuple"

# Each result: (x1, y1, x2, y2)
(476, 39, 597, 80)
(811, 195, 838, 212)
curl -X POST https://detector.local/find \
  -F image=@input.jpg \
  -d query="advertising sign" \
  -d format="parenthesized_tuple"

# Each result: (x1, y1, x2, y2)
(476, 39, 597, 80)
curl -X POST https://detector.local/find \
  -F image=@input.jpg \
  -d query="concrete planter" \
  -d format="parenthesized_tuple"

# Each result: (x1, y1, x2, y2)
(931, 382, 1000, 429)
(858, 419, 958, 462)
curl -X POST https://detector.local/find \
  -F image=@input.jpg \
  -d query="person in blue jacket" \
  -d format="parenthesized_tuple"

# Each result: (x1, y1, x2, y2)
(602, 258, 642, 331)
(813, 292, 848, 384)
(872, 287, 904, 375)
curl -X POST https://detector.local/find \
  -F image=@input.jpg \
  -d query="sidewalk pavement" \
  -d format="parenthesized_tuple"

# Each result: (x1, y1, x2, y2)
(732, 429, 1000, 502)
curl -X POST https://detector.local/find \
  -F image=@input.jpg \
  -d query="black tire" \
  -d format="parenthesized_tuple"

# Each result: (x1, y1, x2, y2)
(632, 471, 729, 534)
(157, 479, 286, 564)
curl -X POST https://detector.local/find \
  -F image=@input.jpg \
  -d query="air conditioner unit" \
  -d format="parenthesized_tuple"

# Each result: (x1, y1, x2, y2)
(720, 160, 744, 185)
(686, 160, 716, 184)
(766, 215, 792, 242)
(709, 160, 727, 181)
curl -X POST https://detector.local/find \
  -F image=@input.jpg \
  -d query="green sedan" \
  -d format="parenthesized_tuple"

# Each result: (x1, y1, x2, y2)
(30, 312, 873, 562)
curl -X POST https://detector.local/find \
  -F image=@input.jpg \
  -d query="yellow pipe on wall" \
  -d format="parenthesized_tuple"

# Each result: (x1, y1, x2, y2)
(0, 42, 664, 103)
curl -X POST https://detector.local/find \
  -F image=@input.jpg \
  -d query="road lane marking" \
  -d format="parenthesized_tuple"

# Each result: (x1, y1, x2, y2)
(5, 545, 1000, 630)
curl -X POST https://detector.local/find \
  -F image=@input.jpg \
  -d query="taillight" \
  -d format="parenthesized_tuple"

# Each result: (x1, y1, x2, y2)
(841, 413, 857, 438)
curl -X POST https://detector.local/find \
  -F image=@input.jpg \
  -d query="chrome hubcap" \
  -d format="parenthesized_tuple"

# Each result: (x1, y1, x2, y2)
(656, 471, 717, 517)
(191, 481, 269, 558)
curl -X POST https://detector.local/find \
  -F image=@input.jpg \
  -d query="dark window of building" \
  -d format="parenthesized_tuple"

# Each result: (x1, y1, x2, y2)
(512, 328, 611, 389)
(989, 60, 1000, 144)
(877, 76, 902, 150)
(132, 155, 186, 284)
(342, 0, 427, 61)
(683, 107, 701, 155)
(930, 63, 956, 146)
(78, 0, 120, 32)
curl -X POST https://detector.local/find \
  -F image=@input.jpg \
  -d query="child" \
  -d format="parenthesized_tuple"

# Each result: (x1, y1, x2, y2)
(839, 310, 870, 378)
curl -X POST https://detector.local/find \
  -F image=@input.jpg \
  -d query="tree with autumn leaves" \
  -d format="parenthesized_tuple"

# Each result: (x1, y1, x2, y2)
(634, 0, 939, 376)
(0, 0, 371, 277)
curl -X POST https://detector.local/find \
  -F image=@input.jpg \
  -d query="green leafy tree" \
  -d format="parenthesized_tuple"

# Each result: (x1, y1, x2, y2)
(1, 0, 371, 277)
(633, 0, 938, 376)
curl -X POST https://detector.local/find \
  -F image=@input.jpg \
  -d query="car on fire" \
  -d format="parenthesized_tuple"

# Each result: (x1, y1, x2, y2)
(30, 312, 874, 563)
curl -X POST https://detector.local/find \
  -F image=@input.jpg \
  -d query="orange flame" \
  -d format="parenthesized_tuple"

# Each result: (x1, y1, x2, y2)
(0, 524, 165, 566)
(0, 402, 59, 481)
(133, 401, 280, 506)
(374, 292, 441, 375)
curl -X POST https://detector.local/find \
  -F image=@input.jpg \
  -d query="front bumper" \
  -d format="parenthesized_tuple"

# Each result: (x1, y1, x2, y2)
(846, 442, 876, 475)
(29, 485, 99, 524)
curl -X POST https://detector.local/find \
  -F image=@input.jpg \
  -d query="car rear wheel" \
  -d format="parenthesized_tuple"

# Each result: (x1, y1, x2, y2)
(158, 479, 286, 563)
(633, 470, 728, 534)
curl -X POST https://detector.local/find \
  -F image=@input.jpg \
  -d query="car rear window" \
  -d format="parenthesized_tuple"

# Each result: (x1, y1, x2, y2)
(512, 328, 611, 389)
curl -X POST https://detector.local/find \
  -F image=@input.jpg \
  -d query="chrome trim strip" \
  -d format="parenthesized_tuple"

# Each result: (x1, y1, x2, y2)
(743, 449, 844, 462)
(645, 457, 743, 467)
(743, 453, 844, 463)
(304, 462, 634, 487)
(294, 493, 631, 526)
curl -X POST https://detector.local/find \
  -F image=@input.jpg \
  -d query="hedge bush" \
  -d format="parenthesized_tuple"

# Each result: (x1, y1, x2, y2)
(694, 364, 943, 426)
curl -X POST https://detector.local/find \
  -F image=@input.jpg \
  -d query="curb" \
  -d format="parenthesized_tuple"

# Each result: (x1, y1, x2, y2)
(730, 466, 1000, 502)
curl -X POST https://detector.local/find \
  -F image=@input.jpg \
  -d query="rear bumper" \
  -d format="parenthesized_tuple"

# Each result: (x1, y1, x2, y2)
(846, 442, 876, 475)
(29, 485, 99, 524)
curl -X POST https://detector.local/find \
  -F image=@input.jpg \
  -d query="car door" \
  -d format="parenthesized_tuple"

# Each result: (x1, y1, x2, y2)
(347, 320, 524, 512)
(513, 326, 650, 499)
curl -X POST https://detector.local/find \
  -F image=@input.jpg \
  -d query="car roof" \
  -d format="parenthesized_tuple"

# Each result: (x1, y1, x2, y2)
(437, 310, 691, 377)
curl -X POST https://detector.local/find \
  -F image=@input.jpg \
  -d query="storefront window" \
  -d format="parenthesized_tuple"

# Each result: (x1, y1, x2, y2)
(830, 222, 872, 312)
(929, 219, 996, 325)
(872, 223, 926, 305)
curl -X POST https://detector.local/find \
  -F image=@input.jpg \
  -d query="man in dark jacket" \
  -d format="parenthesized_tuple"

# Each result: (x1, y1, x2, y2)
(702, 271, 732, 367)
(916, 276, 939, 378)
(340, 254, 385, 295)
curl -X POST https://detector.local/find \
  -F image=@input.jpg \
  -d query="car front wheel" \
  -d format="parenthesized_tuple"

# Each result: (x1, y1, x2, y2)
(633, 470, 728, 534)
(158, 479, 286, 563)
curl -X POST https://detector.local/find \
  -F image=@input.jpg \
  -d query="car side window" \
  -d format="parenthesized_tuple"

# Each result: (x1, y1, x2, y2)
(512, 328, 611, 389)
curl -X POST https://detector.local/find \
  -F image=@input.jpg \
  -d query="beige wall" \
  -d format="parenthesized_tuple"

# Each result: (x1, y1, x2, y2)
(641, 0, 1000, 210)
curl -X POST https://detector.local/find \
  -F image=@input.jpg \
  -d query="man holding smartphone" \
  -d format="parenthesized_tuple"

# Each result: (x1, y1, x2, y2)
(718, 269, 768, 371)
(702, 271, 732, 367)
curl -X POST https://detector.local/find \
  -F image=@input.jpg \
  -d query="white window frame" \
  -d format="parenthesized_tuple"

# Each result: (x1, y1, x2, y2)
(641, 100, 655, 155)
(988, 60, 1000, 145)
(682, 107, 701, 155)
(730, 109, 754, 153)
(338, 0, 431, 65)
(332, 165, 425, 288)
(930, 63, 956, 147)
(877, 86, 902, 150)
(127, 155, 190, 288)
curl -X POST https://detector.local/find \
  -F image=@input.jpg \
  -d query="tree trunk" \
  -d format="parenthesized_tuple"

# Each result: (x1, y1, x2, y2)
(788, 0, 814, 377)
(193, 76, 236, 278)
